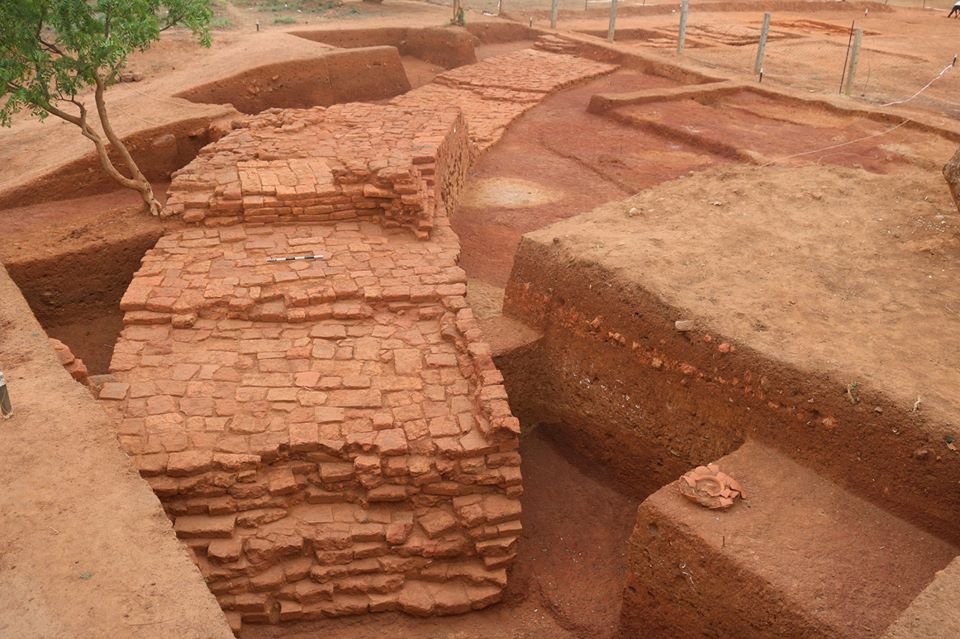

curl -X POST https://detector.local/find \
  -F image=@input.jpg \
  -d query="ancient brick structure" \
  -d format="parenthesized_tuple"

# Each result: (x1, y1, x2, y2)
(162, 105, 467, 239)
(49, 337, 89, 384)
(100, 223, 522, 627)
(100, 48, 616, 632)
(161, 49, 616, 238)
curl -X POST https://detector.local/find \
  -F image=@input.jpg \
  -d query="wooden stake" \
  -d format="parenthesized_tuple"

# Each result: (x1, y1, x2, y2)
(608, 0, 618, 42)
(844, 28, 864, 96)
(839, 20, 855, 94)
(551, 0, 559, 28)
(677, 0, 689, 55)
(754, 12, 771, 76)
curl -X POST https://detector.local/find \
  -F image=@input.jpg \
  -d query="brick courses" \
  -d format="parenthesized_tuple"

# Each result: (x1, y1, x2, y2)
(162, 105, 466, 239)
(102, 48, 616, 632)
(161, 50, 615, 235)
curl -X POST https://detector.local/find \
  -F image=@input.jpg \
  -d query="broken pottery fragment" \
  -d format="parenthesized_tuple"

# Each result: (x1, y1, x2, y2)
(678, 463, 744, 510)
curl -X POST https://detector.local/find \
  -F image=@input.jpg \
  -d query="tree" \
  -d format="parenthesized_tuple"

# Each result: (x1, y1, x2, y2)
(945, 147, 960, 215)
(0, 1, 212, 216)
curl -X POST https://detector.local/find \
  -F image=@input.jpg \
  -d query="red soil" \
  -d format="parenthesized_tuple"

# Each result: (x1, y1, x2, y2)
(2, 1, 960, 637)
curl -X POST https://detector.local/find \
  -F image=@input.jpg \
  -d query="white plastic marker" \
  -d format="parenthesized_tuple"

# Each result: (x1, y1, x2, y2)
(0, 372, 12, 419)
(265, 254, 325, 264)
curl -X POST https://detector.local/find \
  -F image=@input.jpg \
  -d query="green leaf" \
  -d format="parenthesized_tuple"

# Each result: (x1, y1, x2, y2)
(0, 0, 212, 126)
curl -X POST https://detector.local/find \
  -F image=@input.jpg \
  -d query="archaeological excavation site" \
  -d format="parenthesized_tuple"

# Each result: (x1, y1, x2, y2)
(1, 1, 960, 638)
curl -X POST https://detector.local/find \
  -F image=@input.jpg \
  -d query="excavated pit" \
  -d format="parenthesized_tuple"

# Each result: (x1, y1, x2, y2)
(86, 44, 616, 636)
(175, 46, 414, 114)
(7, 228, 161, 375)
(0, 117, 220, 210)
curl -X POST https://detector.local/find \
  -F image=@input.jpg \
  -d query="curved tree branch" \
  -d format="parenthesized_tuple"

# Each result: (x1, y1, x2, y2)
(91, 75, 160, 214)
(44, 96, 142, 192)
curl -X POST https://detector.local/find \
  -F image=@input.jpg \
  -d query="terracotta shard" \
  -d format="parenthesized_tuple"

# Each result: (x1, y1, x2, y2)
(678, 463, 745, 510)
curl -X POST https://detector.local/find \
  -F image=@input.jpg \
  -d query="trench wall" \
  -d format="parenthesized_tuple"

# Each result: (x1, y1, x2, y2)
(0, 115, 222, 210)
(501, 236, 960, 546)
(293, 27, 478, 69)
(8, 230, 162, 332)
(175, 47, 413, 115)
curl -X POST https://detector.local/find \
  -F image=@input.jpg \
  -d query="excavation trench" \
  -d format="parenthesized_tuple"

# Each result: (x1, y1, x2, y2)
(8, 233, 160, 375)
(3, 32, 958, 639)
(498, 245, 959, 638)
(0, 25, 546, 372)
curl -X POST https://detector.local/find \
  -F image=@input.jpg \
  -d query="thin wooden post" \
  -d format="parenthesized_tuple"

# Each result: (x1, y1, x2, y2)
(551, 0, 559, 28)
(677, 0, 689, 55)
(608, 0, 618, 41)
(754, 12, 771, 76)
(844, 28, 864, 95)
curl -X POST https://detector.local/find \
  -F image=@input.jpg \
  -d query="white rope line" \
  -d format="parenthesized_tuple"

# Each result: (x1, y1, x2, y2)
(880, 56, 956, 108)
(760, 119, 910, 167)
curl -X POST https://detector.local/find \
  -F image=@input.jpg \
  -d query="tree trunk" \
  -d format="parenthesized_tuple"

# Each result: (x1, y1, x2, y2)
(944, 146, 960, 215)
(46, 89, 162, 216)
(92, 77, 162, 216)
